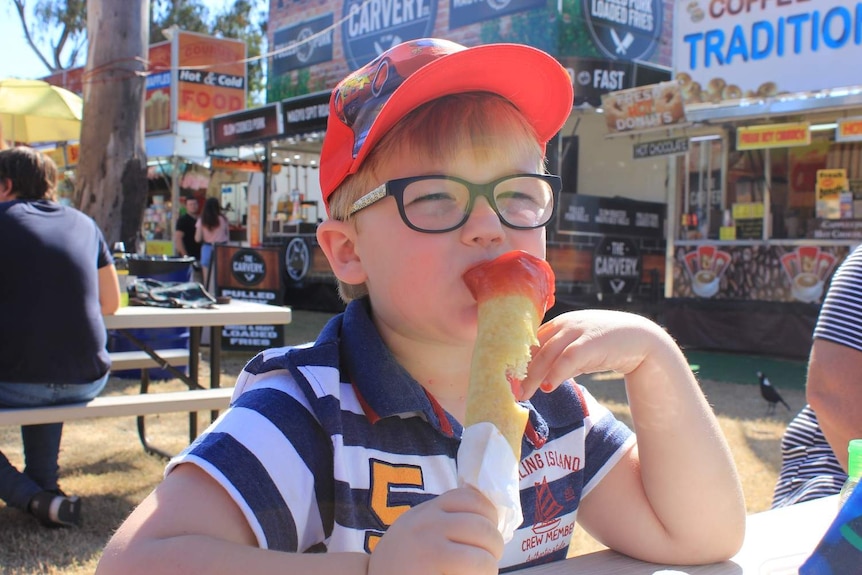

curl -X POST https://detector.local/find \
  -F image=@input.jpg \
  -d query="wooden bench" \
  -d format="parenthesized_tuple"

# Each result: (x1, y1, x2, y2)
(0, 348, 231, 458)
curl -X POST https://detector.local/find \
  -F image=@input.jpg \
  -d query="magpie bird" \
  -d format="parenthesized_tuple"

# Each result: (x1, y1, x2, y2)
(758, 371, 790, 415)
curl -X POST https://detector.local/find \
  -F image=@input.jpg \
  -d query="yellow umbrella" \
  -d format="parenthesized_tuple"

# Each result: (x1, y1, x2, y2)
(0, 78, 83, 144)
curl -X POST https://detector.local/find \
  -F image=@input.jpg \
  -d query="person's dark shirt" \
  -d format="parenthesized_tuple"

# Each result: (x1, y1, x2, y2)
(0, 200, 112, 384)
(176, 212, 202, 259)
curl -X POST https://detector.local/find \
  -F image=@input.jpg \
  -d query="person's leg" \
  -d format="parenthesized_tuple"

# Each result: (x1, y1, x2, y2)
(0, 374, 109, 525)
(21, 375, 109, 491)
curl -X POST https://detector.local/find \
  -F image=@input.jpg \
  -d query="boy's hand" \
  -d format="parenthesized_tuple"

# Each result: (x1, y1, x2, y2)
(520, 309, 670, 399)
(367, 486, 504, 575)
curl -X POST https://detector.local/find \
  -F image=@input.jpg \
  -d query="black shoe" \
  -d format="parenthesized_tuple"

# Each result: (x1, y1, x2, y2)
(28, 490, 82, 528)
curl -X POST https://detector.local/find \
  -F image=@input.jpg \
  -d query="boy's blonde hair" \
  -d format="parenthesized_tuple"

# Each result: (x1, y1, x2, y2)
(328, 92, 547, 303)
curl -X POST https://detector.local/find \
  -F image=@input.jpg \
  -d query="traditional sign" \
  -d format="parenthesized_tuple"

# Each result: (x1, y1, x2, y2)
(271, 14, 334, 75)
(673, 0, 862, 108)
(736, 123, 810, 151)
(633, 137, 688, 159)
(582, 0, 663, 61)
(593, 236, 641, 297)
(340, 0, 437, 69)
(837, 117, 862, 143)
(601, 81, 687, 134)
(558, 194, 665, 239)
(449, 0, 545, 29)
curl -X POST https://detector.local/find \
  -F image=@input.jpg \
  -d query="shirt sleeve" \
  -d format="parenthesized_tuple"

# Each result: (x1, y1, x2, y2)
(814, 246, 862, 352)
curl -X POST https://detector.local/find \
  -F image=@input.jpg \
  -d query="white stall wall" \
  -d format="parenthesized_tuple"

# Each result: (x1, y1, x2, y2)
(570, 112, 670, 204)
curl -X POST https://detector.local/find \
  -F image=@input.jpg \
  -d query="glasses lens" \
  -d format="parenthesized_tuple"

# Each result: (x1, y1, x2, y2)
(493, 176, 555, 228)
(402, 178, 469, 231)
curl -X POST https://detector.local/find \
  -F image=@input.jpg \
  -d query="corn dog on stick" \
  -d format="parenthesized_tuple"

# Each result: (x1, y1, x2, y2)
(463, 251, 555, 459)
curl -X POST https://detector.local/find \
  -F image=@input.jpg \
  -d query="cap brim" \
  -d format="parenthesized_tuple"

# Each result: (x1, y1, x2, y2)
(351, 43, 573, 179)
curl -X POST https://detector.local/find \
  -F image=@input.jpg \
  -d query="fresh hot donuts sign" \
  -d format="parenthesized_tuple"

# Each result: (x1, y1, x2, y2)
(673, 0, 862, 107)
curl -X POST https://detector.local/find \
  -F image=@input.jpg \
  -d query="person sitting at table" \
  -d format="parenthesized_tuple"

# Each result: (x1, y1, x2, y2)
(195, 196, 230, 288)
(772, 244, 862, 508)
(96, 39, 745, 574)
(0, 146, 121, 527)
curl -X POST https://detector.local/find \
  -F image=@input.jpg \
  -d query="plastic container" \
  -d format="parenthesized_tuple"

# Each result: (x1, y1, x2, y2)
(838, 439, 862, 508)
(109, 256, 195, 380)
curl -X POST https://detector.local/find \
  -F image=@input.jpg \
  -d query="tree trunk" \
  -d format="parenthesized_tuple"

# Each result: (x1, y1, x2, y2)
(75, 0, 150, 251)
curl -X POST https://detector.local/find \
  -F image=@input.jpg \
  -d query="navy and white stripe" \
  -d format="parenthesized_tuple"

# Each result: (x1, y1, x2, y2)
(168, 298, 633, 569)
(772, 245, 862, 508)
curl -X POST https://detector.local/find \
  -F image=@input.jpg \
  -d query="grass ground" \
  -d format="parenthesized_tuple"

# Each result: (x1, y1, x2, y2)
(0, 310, 807, 573)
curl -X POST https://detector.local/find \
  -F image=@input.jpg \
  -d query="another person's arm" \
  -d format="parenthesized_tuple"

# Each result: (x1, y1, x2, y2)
(195, 219, 204, 244)
(806, 338, 862, 471)
(99, 264, 121, 315)
(522, 309, 745, 565)
(174, 229, 188, 257)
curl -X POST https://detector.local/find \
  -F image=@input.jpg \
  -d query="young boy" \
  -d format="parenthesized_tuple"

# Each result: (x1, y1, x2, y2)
(98, 38, 744, 574)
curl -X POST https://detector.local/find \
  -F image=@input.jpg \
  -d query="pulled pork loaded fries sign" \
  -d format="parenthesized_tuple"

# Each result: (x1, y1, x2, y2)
(215, 246, 285, 351)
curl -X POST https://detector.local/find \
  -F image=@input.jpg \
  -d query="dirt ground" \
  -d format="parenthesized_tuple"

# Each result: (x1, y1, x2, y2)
(0, 311, 805, 573)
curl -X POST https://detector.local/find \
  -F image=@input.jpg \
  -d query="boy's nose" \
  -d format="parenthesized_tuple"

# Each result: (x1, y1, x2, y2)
(461, 196, 504, 245)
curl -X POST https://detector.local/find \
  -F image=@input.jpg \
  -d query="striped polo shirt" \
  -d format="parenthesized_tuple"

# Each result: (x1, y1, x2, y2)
(168, 298, 634, 571)
(772, 245, 862, 508)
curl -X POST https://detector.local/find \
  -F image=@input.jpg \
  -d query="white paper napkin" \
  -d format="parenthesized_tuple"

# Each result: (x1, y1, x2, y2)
(456, 422, 523, 542)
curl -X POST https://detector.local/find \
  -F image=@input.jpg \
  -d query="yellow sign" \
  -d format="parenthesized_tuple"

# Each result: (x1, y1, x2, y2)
(145, 240, 174, 256)
(816, 169, 850, 219)
(736, 123, 810, 150)
(837, 117, 862, 142)
(732, 202, 765, 219)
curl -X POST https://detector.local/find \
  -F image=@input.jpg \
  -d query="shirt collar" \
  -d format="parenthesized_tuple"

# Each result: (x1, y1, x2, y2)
(325, 298, 584, 445)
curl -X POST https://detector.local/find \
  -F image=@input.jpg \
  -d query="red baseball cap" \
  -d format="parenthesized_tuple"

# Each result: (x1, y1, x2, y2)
(319, 38, 574, 213)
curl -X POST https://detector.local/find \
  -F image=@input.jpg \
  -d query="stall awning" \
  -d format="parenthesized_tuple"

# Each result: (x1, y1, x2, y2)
(684, 88, 862, 125)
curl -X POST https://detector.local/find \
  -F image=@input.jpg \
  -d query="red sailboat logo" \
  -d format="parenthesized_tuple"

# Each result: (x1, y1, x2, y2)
(532, 476, 563, 534)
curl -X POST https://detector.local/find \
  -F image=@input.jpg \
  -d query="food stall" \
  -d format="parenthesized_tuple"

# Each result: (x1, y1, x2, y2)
(204, 91, 343, 314)
(660, 0, 862, 358)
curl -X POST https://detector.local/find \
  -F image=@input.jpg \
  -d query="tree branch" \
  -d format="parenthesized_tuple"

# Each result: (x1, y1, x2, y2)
(12, 0, 57, 72)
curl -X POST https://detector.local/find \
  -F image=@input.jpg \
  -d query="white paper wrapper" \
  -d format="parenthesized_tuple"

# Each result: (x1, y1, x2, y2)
(456, 422, 523, 542)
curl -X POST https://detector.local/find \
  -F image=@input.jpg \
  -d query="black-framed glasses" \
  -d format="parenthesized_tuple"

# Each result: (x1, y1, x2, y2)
(347, 173, 561, 233)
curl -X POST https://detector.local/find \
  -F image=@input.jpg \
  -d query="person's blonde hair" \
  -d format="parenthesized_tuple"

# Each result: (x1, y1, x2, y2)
(328, 92, 547, 303)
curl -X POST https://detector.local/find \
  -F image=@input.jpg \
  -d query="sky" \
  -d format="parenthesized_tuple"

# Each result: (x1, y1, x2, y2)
(0, 0, 237, 80)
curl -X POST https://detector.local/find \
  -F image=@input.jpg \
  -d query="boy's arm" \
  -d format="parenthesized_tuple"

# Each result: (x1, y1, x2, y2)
(97, 463, 502, 575)
(523, 310, 746, 565)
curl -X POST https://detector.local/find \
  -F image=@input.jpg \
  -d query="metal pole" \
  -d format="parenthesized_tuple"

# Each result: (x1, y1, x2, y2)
(171, 155, 180, 254)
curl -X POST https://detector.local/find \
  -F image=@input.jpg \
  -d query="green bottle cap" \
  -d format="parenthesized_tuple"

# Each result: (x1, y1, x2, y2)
(848, 439, 862, 479)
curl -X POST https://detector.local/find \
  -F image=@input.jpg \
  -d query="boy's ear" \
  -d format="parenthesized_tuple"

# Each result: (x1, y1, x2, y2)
(316, 218, 367, 285)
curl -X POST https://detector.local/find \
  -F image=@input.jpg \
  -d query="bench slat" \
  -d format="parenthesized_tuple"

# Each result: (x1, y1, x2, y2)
(108, 348, 190, 370)
(0, 388, 234, 426)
